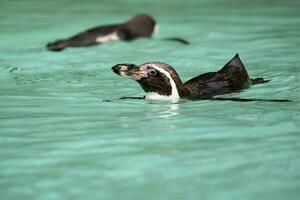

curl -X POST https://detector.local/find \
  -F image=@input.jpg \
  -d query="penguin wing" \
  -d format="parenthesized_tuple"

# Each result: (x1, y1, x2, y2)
(183, 72, 225, 97)
(218, 54, 270, 85)
(183, 54, 252, 97)
(163, 37, 190, 45)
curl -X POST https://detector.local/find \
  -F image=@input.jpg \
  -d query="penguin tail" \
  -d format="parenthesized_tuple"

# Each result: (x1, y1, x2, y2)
(251, 78, 271, 85)
(46, 39, 69, 51)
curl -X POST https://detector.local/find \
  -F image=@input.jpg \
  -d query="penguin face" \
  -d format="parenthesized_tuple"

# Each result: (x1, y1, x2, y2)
(112, 62, 183, 101)
(112, 63, 147, 80)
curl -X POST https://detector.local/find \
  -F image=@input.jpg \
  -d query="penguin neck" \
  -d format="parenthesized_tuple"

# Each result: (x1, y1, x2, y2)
(142, 73, 189, 102)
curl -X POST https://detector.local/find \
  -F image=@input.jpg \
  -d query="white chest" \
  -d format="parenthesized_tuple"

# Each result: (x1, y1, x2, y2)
(145, 92, 180, 102)
(96, 32, 119, 43)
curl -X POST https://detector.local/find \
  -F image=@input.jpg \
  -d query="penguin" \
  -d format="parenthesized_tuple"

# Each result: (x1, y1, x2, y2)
(111, 54, 283, 102)
(47, 14, 188, 51)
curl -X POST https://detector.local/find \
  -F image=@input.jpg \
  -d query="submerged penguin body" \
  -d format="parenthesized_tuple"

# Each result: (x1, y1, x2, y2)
(47, 15, 156, 51)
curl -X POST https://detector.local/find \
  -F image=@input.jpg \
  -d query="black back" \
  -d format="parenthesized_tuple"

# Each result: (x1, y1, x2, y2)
(183, 54, 251, 98)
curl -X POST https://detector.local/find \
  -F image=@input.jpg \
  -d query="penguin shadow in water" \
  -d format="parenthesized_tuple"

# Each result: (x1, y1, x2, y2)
(46, 14, 189, 52)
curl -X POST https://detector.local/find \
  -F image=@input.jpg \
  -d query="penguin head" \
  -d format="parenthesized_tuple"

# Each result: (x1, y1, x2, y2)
(118, 14, 156, 40)
(112, 62, 186, 101)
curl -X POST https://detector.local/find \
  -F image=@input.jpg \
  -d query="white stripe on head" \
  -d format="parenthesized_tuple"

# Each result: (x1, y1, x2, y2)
(145, 64, 180, 102)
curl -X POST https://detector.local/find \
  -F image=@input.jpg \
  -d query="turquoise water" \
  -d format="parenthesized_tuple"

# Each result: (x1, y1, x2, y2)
(1, 0, 300, 199)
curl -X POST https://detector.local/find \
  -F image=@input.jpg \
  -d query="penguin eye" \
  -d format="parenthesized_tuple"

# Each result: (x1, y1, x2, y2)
(149, 69, 157, 76)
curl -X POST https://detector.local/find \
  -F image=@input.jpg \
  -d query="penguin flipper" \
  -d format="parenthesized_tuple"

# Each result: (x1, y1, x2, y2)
(208, 97, 291, 102)
(120, 96, 145, 100)
(163, 37, 190, 45)
(251, 78, 271, 84)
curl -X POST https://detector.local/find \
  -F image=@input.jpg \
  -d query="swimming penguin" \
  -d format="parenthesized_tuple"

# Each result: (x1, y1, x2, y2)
(47, 14, 188, 51)
(111, 54, 276, 102)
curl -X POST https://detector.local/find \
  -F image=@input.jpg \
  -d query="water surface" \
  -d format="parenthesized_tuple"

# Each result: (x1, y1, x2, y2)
(0, 0, 300, 200)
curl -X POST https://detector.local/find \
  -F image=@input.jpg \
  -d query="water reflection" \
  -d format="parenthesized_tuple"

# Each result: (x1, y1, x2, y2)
(146, 103, 179, 119)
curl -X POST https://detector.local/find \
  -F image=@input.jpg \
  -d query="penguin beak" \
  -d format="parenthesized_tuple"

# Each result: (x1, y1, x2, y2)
(112, 64, 148, 80)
